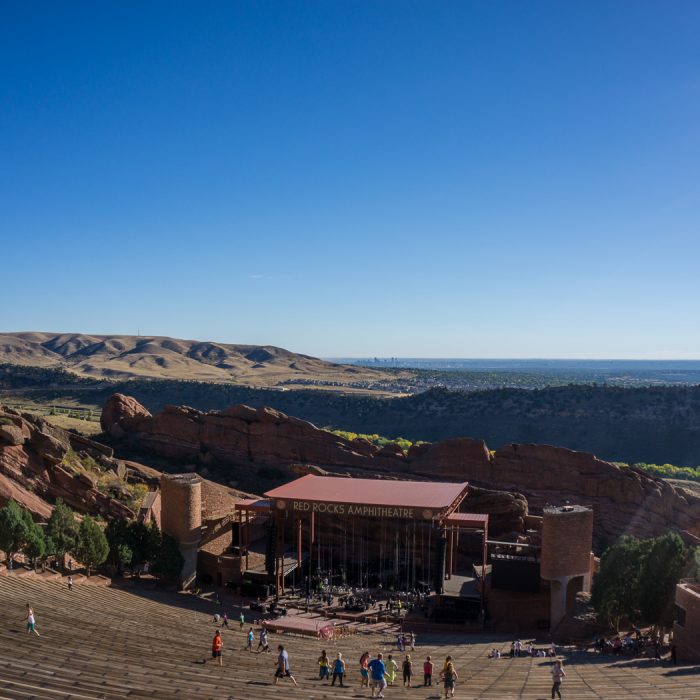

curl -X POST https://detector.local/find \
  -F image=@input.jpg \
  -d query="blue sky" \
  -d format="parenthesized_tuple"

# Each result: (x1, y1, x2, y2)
(1, 1, 699, 358)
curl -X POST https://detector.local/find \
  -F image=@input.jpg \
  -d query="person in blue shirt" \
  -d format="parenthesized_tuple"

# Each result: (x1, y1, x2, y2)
(331, 652, 346, 687)
(368, 652, 387, 698)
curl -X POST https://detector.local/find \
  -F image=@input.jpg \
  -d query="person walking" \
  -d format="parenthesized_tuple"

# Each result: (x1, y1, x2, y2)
(246, 627, 254, 652)
(440, 656, 458, 699)
(239, 611, 245, 630)
(24, 604, 40, 637)
(424, 655, 434, 686)
(368, 652, 387, 699)
(402, 654, 413, 687)
(331, 652, 346, 687)
(385, 654, 398, 686)
(257, 627, 270, 653)
(360, 651, 370, 688)
(551, 659, 566, 699)
(318, 649, 331, 680)
(410, 631, 416, 651)
(222, 613, 229, 629)
(67, 576, 73, 591)
(274, 645, 298, 686)
(209, 630, 223, 666)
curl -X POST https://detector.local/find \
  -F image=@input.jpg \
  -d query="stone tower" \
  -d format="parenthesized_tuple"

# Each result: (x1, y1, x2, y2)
(160, 473, 202, 588)
(540, 505, 594, 628)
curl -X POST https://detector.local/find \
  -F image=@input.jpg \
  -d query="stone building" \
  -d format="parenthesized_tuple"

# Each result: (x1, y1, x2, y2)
(540, 505, 595, 628)
(155, 470, 595, 632)
(674, 580, 700, 661)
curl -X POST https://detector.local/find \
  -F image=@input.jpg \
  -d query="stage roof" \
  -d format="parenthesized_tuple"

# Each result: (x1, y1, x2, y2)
(235, 498, 270, 511)
(445, 512, 489, 529)
(264, 474, 469, 512)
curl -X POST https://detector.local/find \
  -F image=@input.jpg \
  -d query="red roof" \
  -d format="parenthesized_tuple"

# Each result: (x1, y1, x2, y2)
(445, 512, 489, 528)
(264, 474, 468, 512)
(446, 513, 488, 522)
(235, 498, 270, 511)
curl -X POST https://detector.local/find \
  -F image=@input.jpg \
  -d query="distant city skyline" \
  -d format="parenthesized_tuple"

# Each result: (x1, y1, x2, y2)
(2, 2, 699, 358)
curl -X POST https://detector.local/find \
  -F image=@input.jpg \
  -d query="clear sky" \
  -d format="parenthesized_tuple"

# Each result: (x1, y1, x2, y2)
(1, 1, 699, 358)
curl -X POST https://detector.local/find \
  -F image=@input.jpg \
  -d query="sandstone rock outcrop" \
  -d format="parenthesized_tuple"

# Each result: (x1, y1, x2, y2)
(0, 422, 25, 446)
(488, 443, 700, 547)
(0, 407, 134, 520)
(461, 485, 529, 535)
(101, 393, 152, 435)
(102, 394, 700, 547)
(1, 404, 255, 530)
(102, 394, 397, 470)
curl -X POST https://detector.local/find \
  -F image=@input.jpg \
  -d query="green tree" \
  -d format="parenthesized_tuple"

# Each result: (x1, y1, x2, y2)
(128, 521, 162, 570)
(45, 499, 78, 566)
(0, 501, 31, 568)
(689, 547, 700, 579)
(24, 524, 47, 569)
(638, 531, 689, 630)
(591, 535, 645, 631)
(152, 535, 184, 581)
(75, 516, 109, 576)
(105, 519, 133, 573)
(113, 543, 133, 570)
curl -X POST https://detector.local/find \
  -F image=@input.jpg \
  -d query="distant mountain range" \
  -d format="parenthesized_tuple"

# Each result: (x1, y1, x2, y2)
(0, 332, 392, 389)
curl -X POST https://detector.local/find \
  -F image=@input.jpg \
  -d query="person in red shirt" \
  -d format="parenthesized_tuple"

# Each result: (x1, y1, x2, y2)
(424, 655, 434, 686)
(210, 630, 224, 666)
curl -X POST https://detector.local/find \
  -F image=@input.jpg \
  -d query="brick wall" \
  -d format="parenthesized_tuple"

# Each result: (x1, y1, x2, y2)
(674, 583, 700, 662)
(541, 506, 593, 580)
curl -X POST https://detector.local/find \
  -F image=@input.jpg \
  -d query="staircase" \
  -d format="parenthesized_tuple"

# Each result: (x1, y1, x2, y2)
(0, 576, 697, 699)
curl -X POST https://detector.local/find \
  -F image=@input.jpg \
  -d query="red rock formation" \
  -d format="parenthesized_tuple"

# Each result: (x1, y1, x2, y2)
(103, 394, 394, 470)
(407, 438, 492, 479)
(2, 405, 254, 530)
(489, 443, 700, 547)
(102, 394, 700, 546)
(101, 393, 152, 436)
(0, 407, 134, 520)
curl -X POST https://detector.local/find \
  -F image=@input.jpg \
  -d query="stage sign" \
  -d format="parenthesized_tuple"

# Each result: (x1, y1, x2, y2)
(275, 499, 434, 520)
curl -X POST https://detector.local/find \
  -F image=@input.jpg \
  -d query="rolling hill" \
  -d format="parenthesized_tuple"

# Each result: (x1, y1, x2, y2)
(0, 332, 396, 390)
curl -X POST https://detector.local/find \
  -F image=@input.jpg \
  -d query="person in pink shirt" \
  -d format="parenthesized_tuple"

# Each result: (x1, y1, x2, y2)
(423, 655, 434, 686)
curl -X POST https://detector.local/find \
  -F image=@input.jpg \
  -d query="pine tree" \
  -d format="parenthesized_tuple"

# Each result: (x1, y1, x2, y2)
(152, 535, 184, 581)
(638, 531, 689, 631)
(76, 516, 109, 576)
(591, 535, 645, 631)
(24, 525, 47, 569)
(46, 499, 78, 566)
(0, 501, 31, 568)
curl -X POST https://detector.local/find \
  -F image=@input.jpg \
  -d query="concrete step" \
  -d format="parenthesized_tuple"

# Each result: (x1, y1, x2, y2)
(0, 576, 696, 700)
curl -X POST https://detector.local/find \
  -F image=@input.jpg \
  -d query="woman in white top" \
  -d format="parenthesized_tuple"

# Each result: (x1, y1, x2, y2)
(550, 660, 565, 699)
(25, 604, 40, 636)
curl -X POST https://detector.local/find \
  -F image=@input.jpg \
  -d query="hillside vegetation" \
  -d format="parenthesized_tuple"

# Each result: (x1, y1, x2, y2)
(0, 332, 398, 391)
(4, 364, 700, 467)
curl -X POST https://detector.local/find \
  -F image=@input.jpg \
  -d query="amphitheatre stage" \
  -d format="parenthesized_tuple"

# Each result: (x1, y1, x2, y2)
(1, 573, 699, 700)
